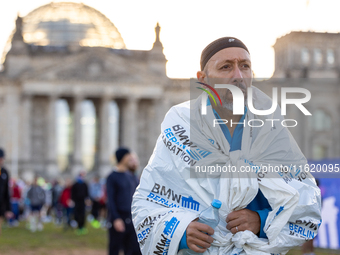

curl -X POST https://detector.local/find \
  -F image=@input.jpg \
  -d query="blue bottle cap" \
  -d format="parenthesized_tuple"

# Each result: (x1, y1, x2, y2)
(211, 199, 222, 209)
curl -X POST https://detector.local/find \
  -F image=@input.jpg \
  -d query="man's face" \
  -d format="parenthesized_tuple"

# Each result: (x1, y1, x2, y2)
(197, 47, 252, 110)
(79, 171, 86, 179)
(65, 178, 72, 187)
(128, 153, 139, 173)
(121, 153, 132, 168)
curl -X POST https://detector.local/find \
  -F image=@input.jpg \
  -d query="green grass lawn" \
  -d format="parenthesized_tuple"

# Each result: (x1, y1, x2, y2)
(287, 247, 340, 255)
(0, 221, 339, 255)
(0, 221, 107, 253)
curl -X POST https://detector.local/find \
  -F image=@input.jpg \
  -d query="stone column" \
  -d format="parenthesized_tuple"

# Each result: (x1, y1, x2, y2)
(20, 94, 32, 172)
(6, 90, 20, 178)
(70, 96, 83, 176)
(153, 98, 164, 137)
(336, 105, 340, 158)
(122, 97, 138, 150)
(98, 97, 112, 177)
(149, 98, 160, 149)
(46, 95, 59, 177)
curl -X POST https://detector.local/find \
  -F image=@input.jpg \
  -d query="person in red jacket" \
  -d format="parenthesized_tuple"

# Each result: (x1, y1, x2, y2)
(59, 178, 74, 230)
(10, 181, 21, 225)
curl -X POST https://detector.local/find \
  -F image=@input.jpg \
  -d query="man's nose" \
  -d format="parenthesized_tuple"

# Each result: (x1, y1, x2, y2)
(232, 66, 243, 80)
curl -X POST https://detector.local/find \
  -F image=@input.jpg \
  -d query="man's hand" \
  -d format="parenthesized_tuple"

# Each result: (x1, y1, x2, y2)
(85, 198, 92, 207)
(5, 211, 13, 219)
(186, 220, 214, 253)
(113, 218, 125, 232)
(67, 199, 75, 208)
(226, 209, 260, 235)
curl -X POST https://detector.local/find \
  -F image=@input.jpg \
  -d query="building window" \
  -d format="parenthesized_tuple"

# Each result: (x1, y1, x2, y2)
(310, 109, 332, 131)
(301, 48, 310, 64)
(313, 144, 327, 160)
(327, 49, 335, 65)
(56, 99, 71, 172)
(314, 48, 323, 65)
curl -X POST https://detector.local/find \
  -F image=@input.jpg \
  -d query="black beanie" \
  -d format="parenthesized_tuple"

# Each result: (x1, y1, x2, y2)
(200, 37, 250, 71)
(0, 148, 5, 158)
(115, 147, 130, 163)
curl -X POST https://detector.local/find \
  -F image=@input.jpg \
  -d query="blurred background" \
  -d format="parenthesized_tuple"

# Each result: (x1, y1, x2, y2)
(0, 0, 339, 254)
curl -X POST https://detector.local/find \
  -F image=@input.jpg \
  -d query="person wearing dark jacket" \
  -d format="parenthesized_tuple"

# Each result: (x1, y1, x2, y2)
(106, 147, 141, 255)
(51, 180, 63, 225)
(71, 171, 89, 235)
(0, 148, 13, 235)
(27, 176, 46, 232)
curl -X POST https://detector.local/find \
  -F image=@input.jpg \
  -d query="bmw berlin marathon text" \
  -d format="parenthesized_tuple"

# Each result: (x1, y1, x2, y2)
(199, 83, 311, 128)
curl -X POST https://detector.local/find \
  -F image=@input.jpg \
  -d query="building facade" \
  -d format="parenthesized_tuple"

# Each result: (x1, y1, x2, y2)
(269, 31, 340, 160)
(0, 2, 189, 178)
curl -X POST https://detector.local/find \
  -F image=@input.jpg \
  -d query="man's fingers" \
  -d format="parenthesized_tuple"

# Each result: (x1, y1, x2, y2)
(226, 210, 244, 223)
(226, 217, 243, 231)
(187, 235, 212, 249)
(230, 225, 244, 234)
(191, 229, 214, 244)
(226, 209, 261, 235)
(117, 225, 125, 232)
(187, 225, 214, 244)
(188, 243, 207, 253)
(186, 220, 215, 252)
(192, 221, 215, 235)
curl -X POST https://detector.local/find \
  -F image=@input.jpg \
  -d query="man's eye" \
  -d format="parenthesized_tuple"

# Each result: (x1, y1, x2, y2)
(221, 65, 231, 69)
(242, 64, 250, 68)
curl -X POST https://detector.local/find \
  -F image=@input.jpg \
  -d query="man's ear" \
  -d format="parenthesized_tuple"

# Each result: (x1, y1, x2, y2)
(197, 71, 206, 82)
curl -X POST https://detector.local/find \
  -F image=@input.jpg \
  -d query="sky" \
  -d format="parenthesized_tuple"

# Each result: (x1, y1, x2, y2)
(0, 0, 340, 78)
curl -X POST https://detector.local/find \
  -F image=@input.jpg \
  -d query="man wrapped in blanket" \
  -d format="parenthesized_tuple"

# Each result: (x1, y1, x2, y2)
(132, 37, 322, 255)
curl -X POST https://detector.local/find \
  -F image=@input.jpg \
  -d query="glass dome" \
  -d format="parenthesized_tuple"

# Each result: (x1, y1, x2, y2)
(22, 2, 126, 48)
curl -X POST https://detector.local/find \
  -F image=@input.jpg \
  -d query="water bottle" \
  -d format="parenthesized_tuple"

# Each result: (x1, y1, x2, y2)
(186, 199, 222, 254)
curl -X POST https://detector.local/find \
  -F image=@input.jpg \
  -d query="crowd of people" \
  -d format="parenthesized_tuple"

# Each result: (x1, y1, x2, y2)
(0, 147, 142, 255)
(0, 148, 139, 240)
(3, 172, 107, 234)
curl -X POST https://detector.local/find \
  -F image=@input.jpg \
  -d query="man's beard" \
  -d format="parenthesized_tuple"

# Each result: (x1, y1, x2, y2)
(221, 82, 247, 111)
(204, 76, 249, 111)
(222, 99, 234, 111)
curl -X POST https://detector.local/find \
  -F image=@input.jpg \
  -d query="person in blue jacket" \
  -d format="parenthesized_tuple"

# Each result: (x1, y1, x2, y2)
(179, 37, 272, 253)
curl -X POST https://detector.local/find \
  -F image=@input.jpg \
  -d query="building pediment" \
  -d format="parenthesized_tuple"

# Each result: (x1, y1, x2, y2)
(20, 48, 162, 84)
